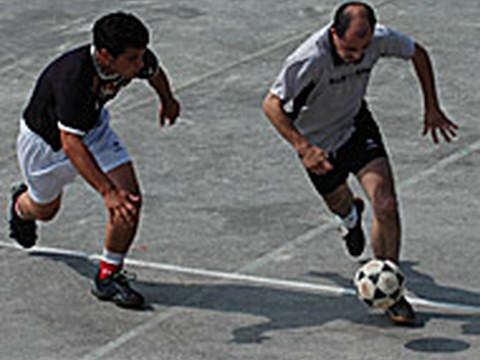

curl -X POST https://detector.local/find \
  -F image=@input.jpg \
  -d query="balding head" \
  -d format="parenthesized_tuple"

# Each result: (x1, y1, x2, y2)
(330, 2, 376, 63)
(332, 2, 376, 39)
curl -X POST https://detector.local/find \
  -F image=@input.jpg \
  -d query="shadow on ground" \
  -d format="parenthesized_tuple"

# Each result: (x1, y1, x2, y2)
(29, 251, 479, 347)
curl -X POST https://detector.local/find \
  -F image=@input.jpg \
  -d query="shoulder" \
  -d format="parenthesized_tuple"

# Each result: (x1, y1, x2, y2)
(50, 45, 91, 71)
(283, 25, 331, 75)
(371, 24, 414, 45)
(137, 48, 159, 79)
(370, 24, 415, 58)
(43, 45, 93, 83)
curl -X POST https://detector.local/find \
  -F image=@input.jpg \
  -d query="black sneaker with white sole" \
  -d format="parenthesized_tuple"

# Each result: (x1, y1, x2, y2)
(91, 270, 145, 309)
(9, 183, 37, 248)
(341, 198, 366, 257)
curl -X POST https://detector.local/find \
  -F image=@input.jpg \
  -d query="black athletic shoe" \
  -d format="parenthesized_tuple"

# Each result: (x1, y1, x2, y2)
(341, 198, 366, 257)
(91, 270, 145, 309)
(386, 296, 416, 325)
(9, 183, 37, 248)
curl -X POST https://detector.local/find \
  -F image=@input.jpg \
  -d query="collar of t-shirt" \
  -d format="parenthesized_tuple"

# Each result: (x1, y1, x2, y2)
(90, 45, 121, 81)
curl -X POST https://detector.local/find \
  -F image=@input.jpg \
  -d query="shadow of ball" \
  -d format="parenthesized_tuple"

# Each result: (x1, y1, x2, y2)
(405, 337, 470, 353)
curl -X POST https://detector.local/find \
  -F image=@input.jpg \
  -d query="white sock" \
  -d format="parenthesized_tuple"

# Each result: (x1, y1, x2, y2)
(102, 248, 125, 266)
(341, 205, 358, 229)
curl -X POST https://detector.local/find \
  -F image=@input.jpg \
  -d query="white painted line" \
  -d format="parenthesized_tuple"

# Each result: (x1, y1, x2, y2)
(1, 240, 479, 316)
(237, 220, 339, 273)
(397, 139, 480, 191)
(81, 307, 187, 360)
(125, 257, 355, 296)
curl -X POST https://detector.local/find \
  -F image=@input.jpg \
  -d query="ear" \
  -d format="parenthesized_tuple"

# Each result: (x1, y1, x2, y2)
(330, 26, 337, 36)
(330, 26, 340, 43)
(97, 48, 113, 63)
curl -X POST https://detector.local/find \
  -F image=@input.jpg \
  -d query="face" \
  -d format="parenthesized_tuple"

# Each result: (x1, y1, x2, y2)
(105, 47, 145, 79)
(332, 19, 372, 64)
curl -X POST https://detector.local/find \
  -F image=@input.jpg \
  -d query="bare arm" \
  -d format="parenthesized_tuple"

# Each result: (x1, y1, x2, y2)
(262, 92, 333, 175)
(411, 43, 458, 143)
(148, 67, 181, 126)
(60, 130, 139, 224)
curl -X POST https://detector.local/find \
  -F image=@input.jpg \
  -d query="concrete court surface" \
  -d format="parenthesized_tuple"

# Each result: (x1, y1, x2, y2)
(0, 0, 479, 359)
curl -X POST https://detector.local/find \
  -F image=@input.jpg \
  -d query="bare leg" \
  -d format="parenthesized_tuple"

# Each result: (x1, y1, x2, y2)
(357, 157, 401, 262)
(322, 183, 355, 218)
(103, 162, 142, 254)
(17, 192, 61, 222)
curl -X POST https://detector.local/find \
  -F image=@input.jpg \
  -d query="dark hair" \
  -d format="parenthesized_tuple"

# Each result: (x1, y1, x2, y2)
(93, 12, 149, 57)
(332, 2, 376, 38)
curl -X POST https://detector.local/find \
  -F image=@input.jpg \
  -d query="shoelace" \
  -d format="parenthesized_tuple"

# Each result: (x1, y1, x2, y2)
(111, 270, 137, 283)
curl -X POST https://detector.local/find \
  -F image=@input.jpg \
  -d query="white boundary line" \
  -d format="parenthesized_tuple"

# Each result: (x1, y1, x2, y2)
(397, 139, 480, 190)
(1, 240, 479, 316)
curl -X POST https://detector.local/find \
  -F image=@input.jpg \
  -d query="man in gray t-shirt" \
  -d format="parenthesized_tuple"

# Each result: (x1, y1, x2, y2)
(263, 2, 457, 325)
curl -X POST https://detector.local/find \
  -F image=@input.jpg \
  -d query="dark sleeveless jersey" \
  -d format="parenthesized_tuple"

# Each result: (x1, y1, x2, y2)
(23, 45, 159, 151)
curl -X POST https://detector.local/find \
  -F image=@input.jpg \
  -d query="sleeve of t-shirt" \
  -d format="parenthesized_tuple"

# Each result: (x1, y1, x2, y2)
(270, 55, 320, 103)
(55, 66, 96, 136)
(375, 25, 415, 60)
(137, 48, 159, 79)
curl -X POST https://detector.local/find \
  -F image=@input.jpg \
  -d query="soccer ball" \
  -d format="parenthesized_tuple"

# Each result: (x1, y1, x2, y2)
(354, 259, 405, 309)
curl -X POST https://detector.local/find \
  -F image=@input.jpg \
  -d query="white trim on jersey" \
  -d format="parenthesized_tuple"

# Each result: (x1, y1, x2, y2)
(57, 122, 87, 136)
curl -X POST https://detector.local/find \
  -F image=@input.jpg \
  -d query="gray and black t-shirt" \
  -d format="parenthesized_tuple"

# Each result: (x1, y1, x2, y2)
(270, 23, 415, 152)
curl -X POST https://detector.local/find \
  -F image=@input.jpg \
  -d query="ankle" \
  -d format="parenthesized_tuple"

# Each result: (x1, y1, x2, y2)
(99, 261, 120, 279)
(99, 249, 126, 279)
(341, 204, 358, 229)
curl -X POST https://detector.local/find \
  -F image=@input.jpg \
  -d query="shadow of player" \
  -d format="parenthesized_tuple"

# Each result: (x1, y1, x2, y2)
(28, 251, 479, 345)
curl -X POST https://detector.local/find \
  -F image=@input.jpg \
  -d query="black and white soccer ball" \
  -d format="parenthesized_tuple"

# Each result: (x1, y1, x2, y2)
(354, 259, 405, 309)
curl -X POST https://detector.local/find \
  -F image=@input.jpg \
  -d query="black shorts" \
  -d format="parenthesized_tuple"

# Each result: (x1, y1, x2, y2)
(306, 102, 388, 195)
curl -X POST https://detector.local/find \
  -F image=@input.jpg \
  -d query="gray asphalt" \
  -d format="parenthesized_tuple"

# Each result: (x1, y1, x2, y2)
(1, 0, 479, 359)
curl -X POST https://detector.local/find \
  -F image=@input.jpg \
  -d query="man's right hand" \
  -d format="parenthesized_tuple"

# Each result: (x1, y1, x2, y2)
(102, 188, 140, 225)
(298, 144, 334, 175)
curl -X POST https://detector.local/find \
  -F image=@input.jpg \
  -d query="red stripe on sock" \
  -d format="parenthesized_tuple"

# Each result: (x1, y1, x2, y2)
(99, 260, 121, 279)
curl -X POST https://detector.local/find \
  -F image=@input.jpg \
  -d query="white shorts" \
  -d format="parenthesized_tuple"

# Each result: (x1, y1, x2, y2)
(17, 109, 131, 204)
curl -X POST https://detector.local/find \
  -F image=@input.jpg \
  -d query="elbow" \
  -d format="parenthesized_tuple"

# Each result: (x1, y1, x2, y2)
(413, 42, 428, 62)
(262, 92, 279, 118)
(60, 132, 81, 158)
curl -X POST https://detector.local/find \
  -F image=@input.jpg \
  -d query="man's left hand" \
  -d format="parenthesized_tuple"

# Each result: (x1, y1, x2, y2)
(423, 107, 458, 144)
(159, 97, 181, 127)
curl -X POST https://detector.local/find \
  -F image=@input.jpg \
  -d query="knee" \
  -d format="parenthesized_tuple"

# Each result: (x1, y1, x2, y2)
(372, 192, 398, 222)
(323, 185, 353, 216)
(111, 192, 143, 226)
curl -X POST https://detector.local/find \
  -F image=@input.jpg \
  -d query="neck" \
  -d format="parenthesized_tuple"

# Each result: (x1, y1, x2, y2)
(90, 45, 119, 80)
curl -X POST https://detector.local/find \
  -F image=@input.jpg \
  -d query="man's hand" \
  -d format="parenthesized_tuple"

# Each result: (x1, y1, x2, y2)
(423, 107, 458, 144)
(298, 144, 334, 175)
(159, 97, 181, 127)
(102, 188, 140, 225)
